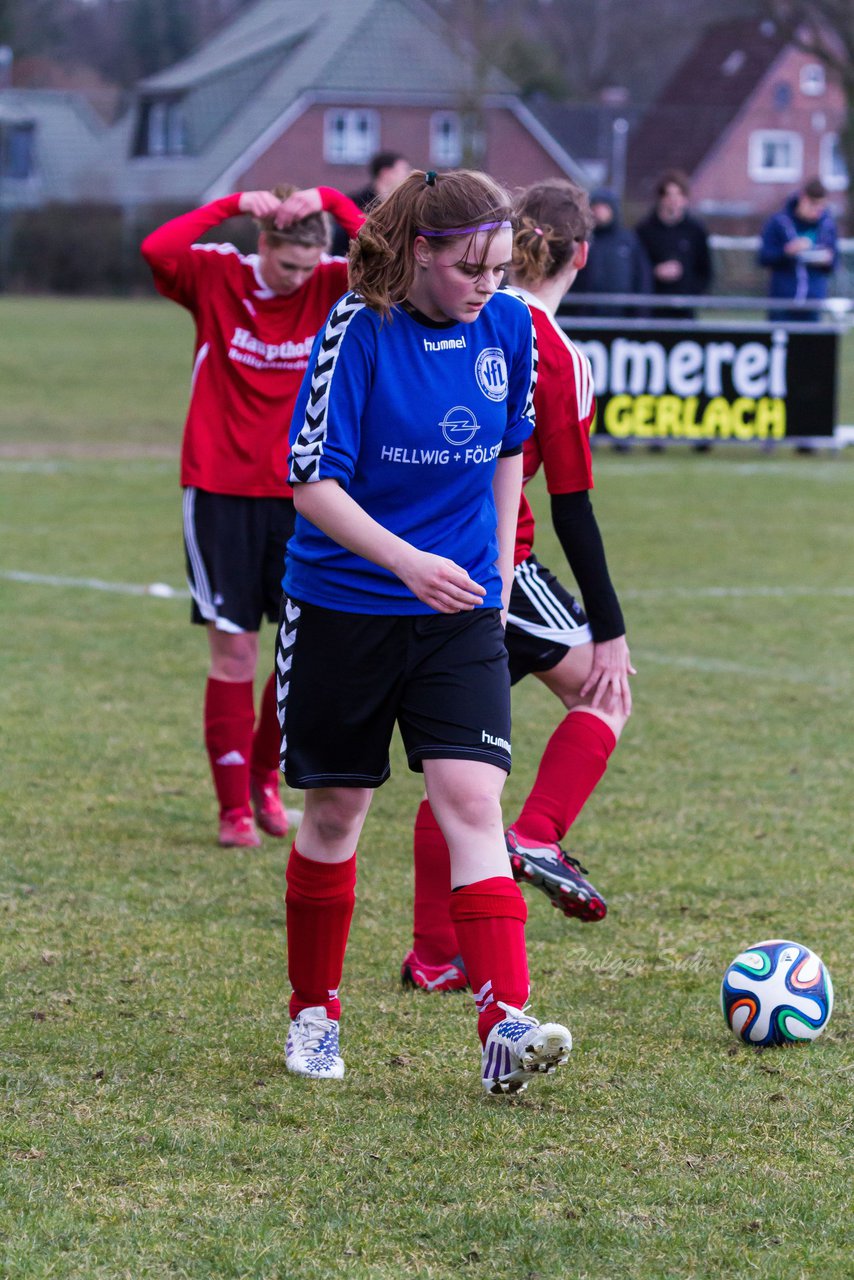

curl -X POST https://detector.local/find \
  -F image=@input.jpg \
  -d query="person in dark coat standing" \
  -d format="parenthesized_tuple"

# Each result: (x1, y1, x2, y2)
(758, 178, 838, 322)
(330, 151, 412, 255)
(573, 189, 651, 316)
(635, 169, 712, 319)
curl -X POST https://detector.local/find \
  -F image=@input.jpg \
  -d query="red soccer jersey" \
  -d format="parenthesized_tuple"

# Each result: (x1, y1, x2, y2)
(514, 293, 596, 564)
(140, 188, 363, 498)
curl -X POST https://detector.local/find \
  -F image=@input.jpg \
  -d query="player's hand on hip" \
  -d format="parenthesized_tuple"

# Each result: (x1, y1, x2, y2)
(580, 635, 636, 717)
(274, 188, 323, 227)
(238, 190, 284, 218)
(397, 549, 486, 613)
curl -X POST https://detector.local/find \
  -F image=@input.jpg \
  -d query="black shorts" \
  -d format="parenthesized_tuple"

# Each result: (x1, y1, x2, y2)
(505, 554, 592, 684)
(183, 488, 295, 633)
(276, 600, 512, 788)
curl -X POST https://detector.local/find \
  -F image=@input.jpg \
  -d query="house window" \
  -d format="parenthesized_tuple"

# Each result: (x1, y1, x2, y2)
(136, 97, 188, 157)
(323, 110, 379, 164)
(748, 130, 803, 182)
(773, 82, 792, 111)
(800, 63, 826, 97)
(430, 112, 462, 166)
(819, 133, 849, 191)
(0, 122, 35, 178)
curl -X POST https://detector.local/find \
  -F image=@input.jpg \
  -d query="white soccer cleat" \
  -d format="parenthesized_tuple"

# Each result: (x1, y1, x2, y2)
(285, 1006, 345, 1079)
(481, 1002, 572, 1095)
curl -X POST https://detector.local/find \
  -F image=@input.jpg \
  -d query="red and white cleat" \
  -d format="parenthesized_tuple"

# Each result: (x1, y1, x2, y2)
(250, 772, 289, 839)
(218, 808, 262, 848)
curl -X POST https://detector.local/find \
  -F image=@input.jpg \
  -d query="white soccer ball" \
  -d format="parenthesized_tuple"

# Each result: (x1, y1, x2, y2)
(721, 939, 833, 1046)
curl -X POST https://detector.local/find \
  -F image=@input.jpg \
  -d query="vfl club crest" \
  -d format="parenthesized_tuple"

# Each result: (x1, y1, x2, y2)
(475, 347, 508, 401)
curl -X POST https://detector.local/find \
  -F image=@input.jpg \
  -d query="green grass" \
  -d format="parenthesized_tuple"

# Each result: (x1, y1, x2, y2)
(1, 299, 853, 1279)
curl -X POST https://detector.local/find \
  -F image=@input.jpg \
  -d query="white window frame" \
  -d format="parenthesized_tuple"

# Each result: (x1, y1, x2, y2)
(819, 132, 849, 191)
(429, 111, 462, 167)
(800, 63, 826, 97)
(323, 109, 379, 165)
(748, 129, 803, 183)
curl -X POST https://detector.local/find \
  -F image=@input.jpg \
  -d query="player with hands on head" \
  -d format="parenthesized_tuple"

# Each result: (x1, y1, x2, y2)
(278, 168, 573, 1095)
(402, 178, 635, 997)
(140, 181, 364, 849)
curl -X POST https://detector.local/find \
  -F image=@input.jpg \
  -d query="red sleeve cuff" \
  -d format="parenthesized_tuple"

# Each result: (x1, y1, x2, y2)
(317, 187, 366, 239)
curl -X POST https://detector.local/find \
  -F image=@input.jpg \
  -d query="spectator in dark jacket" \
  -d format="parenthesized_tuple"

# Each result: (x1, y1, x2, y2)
(635, 169, 712, 319)
(573, 189, 652, 316)
(330, 151, 412, 255)
(758, 178, 838, 322)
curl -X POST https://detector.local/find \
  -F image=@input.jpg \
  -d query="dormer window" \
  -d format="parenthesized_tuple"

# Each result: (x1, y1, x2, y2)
(135, 97, 188, 157)
(0, 121, 35, 178)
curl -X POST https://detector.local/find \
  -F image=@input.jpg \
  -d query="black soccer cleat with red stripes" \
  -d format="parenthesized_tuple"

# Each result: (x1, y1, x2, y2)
(505, 826, 607, 922)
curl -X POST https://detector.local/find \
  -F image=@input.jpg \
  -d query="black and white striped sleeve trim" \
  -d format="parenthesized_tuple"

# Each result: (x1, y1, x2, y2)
(502, 285, 539, 427)
(289, 292, 366, 485)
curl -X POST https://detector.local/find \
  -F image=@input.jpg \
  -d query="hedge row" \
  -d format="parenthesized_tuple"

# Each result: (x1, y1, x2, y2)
(1, 202, 256, 294)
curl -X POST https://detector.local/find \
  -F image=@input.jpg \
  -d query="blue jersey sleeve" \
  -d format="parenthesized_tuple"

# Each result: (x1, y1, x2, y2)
(500, 293, 538, 455)
(289, 293, 377, 489)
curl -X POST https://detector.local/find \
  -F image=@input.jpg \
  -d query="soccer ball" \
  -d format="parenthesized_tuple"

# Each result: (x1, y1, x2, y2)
(721, 939, 833, 1046)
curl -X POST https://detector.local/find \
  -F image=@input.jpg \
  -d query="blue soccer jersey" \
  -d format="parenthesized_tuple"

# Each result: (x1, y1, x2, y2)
(284, 290, 538, 614)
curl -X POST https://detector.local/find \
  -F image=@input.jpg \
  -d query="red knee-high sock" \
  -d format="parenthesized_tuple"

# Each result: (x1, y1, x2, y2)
(450, 877, 529, 1044)
(286, 846, 356, 1021)
(204, 677, 255, 817)
(514, 710, 617, 846)
(251, 672, 281, 780)
(412, 799, 458, 965)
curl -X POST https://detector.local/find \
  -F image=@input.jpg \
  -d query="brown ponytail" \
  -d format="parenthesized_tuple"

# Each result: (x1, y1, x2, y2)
(511, 180, 594, 288)
(349, 169, 513, 317)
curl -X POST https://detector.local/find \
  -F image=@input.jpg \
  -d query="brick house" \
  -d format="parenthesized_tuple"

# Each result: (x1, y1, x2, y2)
(626, 18, 848, 225)
(118, 0, 590, 208)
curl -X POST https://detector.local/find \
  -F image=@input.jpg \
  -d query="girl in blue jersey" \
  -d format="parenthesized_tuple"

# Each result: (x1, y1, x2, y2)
(277, 169, 572, 1095)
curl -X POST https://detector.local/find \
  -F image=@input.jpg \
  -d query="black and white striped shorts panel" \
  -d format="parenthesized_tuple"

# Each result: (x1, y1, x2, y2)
(182, 487, 295, 633)
(505, 554, 592, 684)
(275, 594, 300, 778)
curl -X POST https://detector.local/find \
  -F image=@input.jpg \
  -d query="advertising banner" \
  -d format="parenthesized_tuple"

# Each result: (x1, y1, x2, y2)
(557, 322, 839, 443)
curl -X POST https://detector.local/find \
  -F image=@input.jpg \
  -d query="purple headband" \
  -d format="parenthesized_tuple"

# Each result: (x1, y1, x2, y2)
(416, 220, 512, 237)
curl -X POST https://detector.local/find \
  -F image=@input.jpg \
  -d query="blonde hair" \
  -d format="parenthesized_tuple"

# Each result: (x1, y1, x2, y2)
(255, 184, 330, 250)
(511, 180, 594, 288)
(349, 169, 514, 317)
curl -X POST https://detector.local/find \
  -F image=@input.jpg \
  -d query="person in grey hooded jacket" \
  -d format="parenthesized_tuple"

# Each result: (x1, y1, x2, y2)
(572, 189, 651, 316)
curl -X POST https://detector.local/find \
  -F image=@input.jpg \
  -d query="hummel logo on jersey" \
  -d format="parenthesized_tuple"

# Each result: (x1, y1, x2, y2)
(216, 750, 246, 766)
(424, 336, 466, 352)
(482, 730, 511, 753)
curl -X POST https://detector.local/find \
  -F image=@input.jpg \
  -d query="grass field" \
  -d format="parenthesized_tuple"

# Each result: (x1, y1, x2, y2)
(1, 298, 853, 1280)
